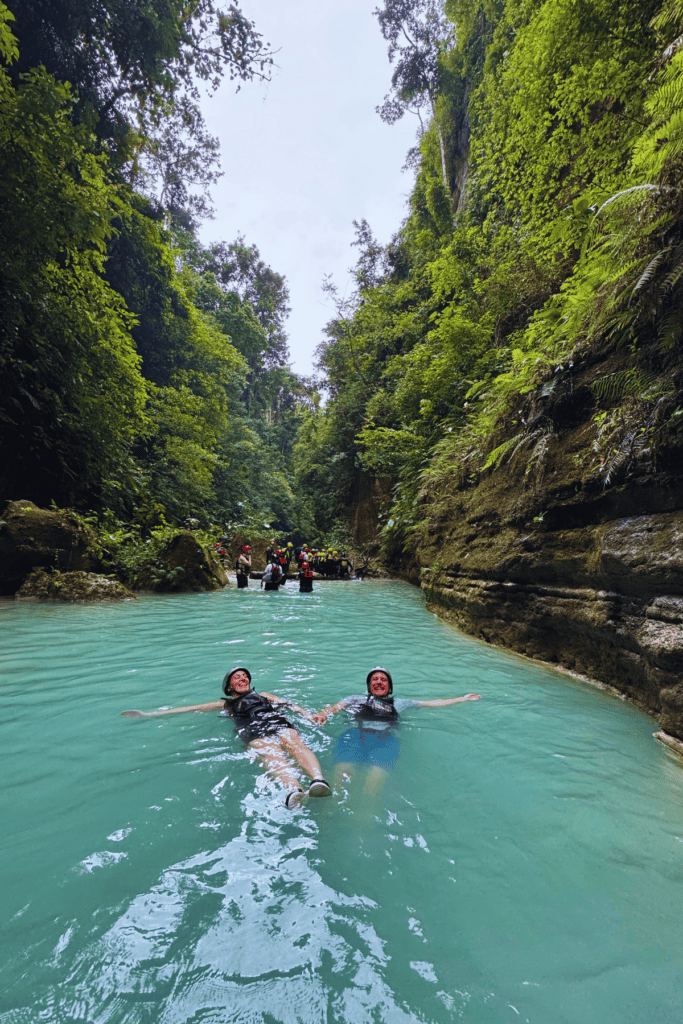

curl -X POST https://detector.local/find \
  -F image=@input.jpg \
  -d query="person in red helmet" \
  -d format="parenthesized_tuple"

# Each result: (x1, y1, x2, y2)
(313, 668, 480, 797)
(122, 667, 331, 809)
(298, 561, 314, 593)
(235, 545, 252, 588)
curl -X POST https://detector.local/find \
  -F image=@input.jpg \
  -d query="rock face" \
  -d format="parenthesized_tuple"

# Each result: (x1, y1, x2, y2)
(411, 351, 683, 741)
(0, 500, 101, 595)
(135, 532, 228, 592)
(350, 470, 394, 547)
(16, 569, 133, 601)
(227, 533, 272, 573)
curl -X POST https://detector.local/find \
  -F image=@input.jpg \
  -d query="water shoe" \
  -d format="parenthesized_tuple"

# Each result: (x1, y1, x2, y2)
(285, 787, 306, 809)
(308, 779, 332, 798)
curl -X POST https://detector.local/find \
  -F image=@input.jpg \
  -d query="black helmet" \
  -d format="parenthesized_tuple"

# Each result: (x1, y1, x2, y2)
(223, 666, 252, 695)
(366, 667, 393, 695)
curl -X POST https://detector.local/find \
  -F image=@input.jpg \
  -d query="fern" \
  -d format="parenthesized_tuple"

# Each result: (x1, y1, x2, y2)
(482, 433, 529, 471)
(592, 393, 677, 487)
(525, 429, 554, 488)
(592, 369, 674, 402)
(633, 249, 670, 294)
(601, 425, 653, 486)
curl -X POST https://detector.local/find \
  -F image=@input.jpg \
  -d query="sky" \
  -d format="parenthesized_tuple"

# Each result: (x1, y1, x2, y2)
(199, 0, 418, 377)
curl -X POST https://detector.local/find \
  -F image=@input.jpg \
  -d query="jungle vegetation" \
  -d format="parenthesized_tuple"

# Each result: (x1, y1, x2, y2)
(0, 0, 315, 538)
(299, 0, 683, 553)
(3, 0, 683, 549)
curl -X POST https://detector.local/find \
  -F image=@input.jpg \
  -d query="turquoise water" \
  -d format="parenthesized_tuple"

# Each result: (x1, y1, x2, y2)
(1, 579, 683, 1023)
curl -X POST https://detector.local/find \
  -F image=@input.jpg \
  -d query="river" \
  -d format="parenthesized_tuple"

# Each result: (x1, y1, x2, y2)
(1, 579, 682, 1022)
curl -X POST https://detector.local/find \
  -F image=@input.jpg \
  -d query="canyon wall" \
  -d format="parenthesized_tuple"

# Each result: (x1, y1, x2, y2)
(408, 352, 683, 743)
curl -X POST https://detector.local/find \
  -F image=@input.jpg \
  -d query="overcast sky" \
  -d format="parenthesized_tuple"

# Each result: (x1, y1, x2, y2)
(200, 0, 418, 377)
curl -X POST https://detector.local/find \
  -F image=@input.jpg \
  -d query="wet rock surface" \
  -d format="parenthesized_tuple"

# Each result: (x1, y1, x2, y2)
(412, 352, 683, 741)
(227, 533, 272, 573)
(16, 569, 133, 602)
(0, 500, 101, 595)
(135, 532, 228, 592)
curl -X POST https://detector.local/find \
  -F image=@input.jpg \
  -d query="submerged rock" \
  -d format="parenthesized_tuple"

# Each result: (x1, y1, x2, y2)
(16, 569, 133, 602)
(134, 531, 228, 592)
(0, 500, 101, 595)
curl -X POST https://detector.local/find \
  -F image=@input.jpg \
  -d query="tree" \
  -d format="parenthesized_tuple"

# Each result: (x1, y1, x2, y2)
(10, 1, 273, 139)
(0, 20, 146, 504)
(374, 0, 455, 194)
(8, 1, 273, 224)
(183, 236, 291, 367)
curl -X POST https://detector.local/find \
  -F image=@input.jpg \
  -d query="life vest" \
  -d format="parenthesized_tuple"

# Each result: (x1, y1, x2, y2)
(354, 695, 399, 721)
(304, 567, 314, 578)
(224, 688, 273, 719)
(236, 558, 249, 575)
(223, 689, 290, 730)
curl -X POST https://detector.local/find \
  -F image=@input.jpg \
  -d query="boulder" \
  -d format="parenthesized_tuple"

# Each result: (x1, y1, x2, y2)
(0, 500, 101, 595)
(135, 531, 228, 592)
(227, 533, 274, 573)
(16, 569, 133, 602)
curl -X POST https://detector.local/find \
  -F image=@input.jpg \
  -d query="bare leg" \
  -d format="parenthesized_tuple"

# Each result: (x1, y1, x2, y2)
(334, 762, 355, 790)
(362, 765, 389, 799)
(249, 736, 303, 790)
(278, 728, 326, 783)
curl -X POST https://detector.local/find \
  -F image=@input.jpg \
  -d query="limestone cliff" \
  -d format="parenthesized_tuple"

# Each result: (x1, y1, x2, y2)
(408, 347, 683, 742)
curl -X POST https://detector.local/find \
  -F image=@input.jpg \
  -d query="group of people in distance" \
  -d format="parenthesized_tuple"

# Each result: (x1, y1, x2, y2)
(122, 666, 481, 809)
(228, 539, 354, 593)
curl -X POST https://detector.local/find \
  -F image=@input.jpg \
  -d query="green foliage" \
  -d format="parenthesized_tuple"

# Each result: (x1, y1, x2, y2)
(10, 1, 273, 188)
(303, 0, 683, 555)
(0, 54, 147, 504)
(0, 3, 17, 63)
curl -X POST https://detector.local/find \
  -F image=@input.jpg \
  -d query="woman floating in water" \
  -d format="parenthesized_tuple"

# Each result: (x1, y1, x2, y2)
(122, 667, 331, 809)
(312, 667, 481, 797)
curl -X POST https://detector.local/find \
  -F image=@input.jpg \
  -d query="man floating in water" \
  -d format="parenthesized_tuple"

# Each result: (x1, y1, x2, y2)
(122, 667, 331, 809)
(312, 667, 481, 798)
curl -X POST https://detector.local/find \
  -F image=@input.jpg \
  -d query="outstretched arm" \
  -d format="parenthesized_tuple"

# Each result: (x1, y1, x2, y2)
(311, 698, 350, 725)
(416, 694, 481, 707)
(260, 691, 317, 724)
(121, 701, 224, 718)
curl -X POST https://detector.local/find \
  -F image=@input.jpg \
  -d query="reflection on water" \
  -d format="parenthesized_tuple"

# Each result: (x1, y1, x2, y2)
(1, 582, 683, 1023)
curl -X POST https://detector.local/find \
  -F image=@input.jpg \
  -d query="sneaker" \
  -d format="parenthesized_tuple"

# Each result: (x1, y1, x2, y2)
(285, 787, 306, 809)
(308, 779, 332, 798)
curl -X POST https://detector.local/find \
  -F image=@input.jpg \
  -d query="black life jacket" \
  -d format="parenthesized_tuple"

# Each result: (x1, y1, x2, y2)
(270, 562, 282, 581)
(354, 695, 399, 721)
(236, 557, 249, 574)
(224, 688, 275, 720)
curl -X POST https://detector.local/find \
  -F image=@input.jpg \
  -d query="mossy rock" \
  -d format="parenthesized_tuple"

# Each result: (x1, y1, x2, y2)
(134, 531, 228, 592)
(227, 532, 278, 573)
(16, 569, 134, 602)
(0, 499, 101, 595)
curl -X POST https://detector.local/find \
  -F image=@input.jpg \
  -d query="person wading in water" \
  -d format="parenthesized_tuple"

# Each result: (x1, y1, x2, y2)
(261, 558, 283, 591)
(235, 545, 252, 588)
(299, 561, 314, 593)
(122, 668, 332, 808)
(313, 668, 481, 798)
